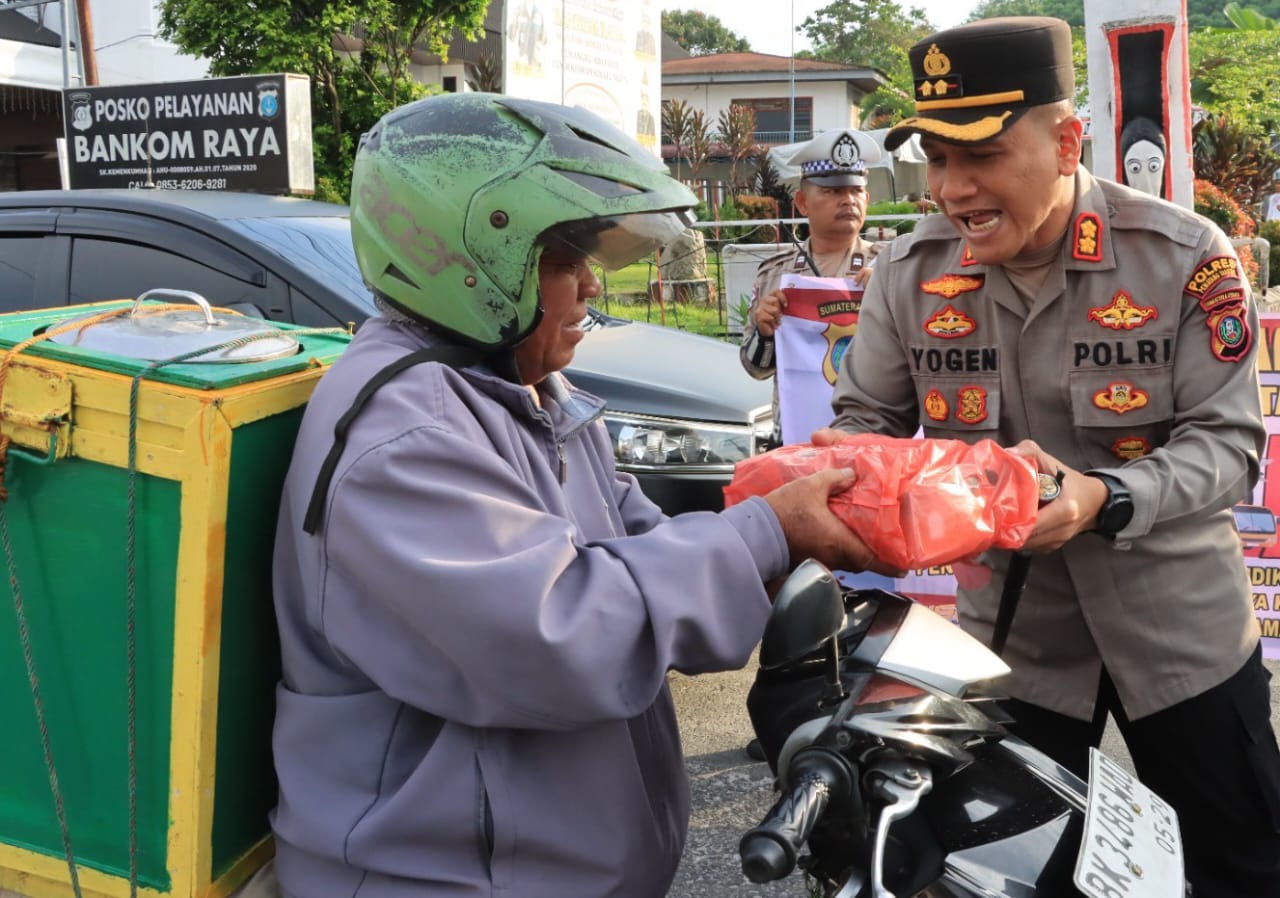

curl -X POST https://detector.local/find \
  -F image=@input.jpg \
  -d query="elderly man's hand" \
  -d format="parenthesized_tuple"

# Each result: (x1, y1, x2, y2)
(764, 468, 903, 577)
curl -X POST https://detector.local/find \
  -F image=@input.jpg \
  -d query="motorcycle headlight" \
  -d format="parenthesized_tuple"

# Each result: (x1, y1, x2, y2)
(604, 411, 773, 473)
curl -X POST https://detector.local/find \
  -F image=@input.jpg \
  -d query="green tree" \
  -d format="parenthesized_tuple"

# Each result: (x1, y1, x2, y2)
(1189, 28, 1280, 135)
(661, 9, 751, 55)
(157, 0, 491, 202)
(799, 0, 932, 74)
(967, 0, 1083, 25)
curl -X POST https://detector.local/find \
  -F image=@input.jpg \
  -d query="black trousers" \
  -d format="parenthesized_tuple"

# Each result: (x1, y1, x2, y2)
(999, 644, 1280, 898)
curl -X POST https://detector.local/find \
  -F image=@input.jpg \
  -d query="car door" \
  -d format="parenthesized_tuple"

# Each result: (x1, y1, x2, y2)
(54, 208, 293, 320)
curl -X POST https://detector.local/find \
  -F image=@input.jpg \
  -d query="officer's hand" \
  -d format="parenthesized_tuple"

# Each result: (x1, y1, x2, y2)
(809, 427, 849, 447)
(1008, 440, 1109, 552)
(752, 290, 788, 337)
(764, 468, 903, 577)
(853, 266, 875, 288)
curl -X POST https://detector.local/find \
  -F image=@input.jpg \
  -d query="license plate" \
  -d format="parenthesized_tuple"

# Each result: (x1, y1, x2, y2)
(1074, 748, 1183, 898)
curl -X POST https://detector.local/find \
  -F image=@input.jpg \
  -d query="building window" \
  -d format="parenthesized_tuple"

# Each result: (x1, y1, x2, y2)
(443, 76, 458, 93)
(731, 98, 813, 144)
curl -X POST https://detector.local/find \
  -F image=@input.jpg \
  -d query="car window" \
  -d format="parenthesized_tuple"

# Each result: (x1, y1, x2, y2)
(224, 217, 373, 313)
(68, 237, 287, 316)
(0, 236, 44, 312)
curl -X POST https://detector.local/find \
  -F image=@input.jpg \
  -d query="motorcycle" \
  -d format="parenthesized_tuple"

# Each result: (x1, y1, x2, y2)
(738, 559, 1187, 898)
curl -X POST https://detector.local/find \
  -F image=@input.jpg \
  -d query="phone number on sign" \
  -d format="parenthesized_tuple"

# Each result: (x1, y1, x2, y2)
(127, 178, 229, 190)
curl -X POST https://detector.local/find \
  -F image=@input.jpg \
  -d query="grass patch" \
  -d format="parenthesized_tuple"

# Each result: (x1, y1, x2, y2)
(594, 295, 735, 341)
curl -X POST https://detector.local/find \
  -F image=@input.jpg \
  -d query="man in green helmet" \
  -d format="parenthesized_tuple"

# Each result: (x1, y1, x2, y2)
(269, 93, 894, 897)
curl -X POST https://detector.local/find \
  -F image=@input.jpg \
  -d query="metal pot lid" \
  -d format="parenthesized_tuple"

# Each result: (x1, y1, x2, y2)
(49, 289, 300, 364)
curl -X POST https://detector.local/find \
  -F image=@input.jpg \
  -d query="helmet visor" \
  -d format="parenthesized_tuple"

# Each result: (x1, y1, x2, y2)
(547, 209, 695, 271)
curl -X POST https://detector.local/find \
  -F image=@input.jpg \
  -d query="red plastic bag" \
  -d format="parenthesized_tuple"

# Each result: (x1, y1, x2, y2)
(724, 434, 1039, 570)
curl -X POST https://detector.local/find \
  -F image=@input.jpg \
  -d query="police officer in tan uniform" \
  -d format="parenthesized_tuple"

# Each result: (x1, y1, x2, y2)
(822, 17, 1280, 896)
(740, 129, 885, 432)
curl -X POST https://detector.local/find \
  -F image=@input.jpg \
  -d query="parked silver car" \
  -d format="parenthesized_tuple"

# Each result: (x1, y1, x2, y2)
(0, 189, 773, 513)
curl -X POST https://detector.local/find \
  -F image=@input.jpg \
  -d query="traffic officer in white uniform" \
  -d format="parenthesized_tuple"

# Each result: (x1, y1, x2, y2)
(821, 17, 1280, 897)
(740, 129, 886, 435)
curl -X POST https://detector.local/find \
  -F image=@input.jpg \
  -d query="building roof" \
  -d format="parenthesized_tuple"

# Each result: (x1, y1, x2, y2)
(662, 52, 887, 94)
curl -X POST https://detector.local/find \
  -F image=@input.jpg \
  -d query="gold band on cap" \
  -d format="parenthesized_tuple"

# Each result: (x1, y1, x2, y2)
(917, 90, 1025, 111)
(892, 111, 1014, 142)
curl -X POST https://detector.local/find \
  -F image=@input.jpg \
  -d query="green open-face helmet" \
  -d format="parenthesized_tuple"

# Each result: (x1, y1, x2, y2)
(350, 93, 698, 348)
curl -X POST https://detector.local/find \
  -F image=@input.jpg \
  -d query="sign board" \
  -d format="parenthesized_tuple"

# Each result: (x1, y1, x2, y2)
(503, 0, 661, 155)
(63, 73, 314, 194)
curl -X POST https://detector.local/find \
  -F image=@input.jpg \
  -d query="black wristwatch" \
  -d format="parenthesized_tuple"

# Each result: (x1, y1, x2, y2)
(1086, 472, 1134, 538)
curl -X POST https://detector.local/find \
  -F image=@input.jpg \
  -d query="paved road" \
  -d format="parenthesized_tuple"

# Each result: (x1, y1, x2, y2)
(667, 648, 1280, 898)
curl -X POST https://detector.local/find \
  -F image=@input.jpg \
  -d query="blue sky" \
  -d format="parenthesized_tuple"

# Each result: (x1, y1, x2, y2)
(672, 0, 981, 58)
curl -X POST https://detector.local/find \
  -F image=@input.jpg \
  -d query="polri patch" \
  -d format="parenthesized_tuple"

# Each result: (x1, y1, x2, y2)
(924, 388, 949, 421)
(1087, 291, 1157, 330)
(1093, 382, 1149, 414)
(923, 304, 977, 339)
(955, 385, 989, 424)
(1206, 305, 1251, 362)
(1185, 255, 1240, 298)
(921, 274, 984, 299)
(1112, 436, 1151, 460)
(1072, 212, 1103, 262)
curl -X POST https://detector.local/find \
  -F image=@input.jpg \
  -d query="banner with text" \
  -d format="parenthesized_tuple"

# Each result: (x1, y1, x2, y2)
(63, 73, 313, 194)
(503, 0, 660, 154)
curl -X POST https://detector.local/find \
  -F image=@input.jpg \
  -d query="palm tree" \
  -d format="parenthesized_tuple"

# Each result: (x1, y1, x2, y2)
(662, 99, 693, 181)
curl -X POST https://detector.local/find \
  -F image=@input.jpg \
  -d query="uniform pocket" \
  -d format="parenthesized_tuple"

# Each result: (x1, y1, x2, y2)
(474, 747, 514, 888)
(913, 375, 1001, 436)
(1068, 368, 1173, 467)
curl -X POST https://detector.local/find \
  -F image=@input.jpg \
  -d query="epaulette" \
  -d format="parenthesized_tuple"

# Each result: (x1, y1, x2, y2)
(755, 245, 802, 274)
(1101, 180, 1202, 249)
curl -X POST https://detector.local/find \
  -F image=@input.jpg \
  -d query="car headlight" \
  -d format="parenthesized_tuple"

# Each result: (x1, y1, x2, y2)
(603, 411, 774, 473)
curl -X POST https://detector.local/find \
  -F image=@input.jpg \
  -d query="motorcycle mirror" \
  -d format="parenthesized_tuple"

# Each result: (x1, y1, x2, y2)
(759, 559, 845, 671)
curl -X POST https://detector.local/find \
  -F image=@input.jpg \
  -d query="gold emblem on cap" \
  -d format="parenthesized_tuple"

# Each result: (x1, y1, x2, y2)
(922, 44, 951, 77)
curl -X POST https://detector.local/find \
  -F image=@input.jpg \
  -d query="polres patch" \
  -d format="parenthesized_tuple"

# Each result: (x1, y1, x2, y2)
(1185, 255, 1240, 298)
(1206, 304, 1251, 362)
(923, 304, 977, 338)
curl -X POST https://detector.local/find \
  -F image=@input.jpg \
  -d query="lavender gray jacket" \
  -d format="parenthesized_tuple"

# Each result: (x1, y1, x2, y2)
(270, 316, 788, 897)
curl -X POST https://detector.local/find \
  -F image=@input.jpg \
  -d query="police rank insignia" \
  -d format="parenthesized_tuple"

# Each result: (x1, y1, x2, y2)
(1112, 437, 1151, 460)
(924, 388, 949, 421)
(960, 246, 979, 267)
(923, 305, 977, 339)
(1206, 304, 1251, 362)
(1185, 255, 1240, 298)
(956, 385, 988, 424)
(1072, 213, 1103, 262)
(1088, 291, 1156, 330)
(921, 274, 984, 299)
(1093, 382, 1149, 414)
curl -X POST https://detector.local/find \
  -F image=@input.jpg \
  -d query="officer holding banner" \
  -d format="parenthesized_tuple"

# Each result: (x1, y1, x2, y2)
(740, 129, 885, 435)
(821, 17, 1280, 896)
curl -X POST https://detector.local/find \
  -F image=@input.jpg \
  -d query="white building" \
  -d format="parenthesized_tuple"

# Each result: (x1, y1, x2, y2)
(1, 0, 206, 189)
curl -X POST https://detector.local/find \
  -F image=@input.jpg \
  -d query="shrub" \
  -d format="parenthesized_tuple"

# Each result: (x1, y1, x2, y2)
(1195, 179, 1262, 291)
(1194, 179, 1255, 237)
(866, 200, 922, 235)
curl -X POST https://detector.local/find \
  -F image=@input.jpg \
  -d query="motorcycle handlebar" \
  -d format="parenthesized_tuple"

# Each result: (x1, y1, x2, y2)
(739, 750, 853, 883)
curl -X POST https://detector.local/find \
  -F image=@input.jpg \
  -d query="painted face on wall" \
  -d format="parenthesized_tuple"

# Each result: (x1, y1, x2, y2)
(1123, 138, 1165, 198)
